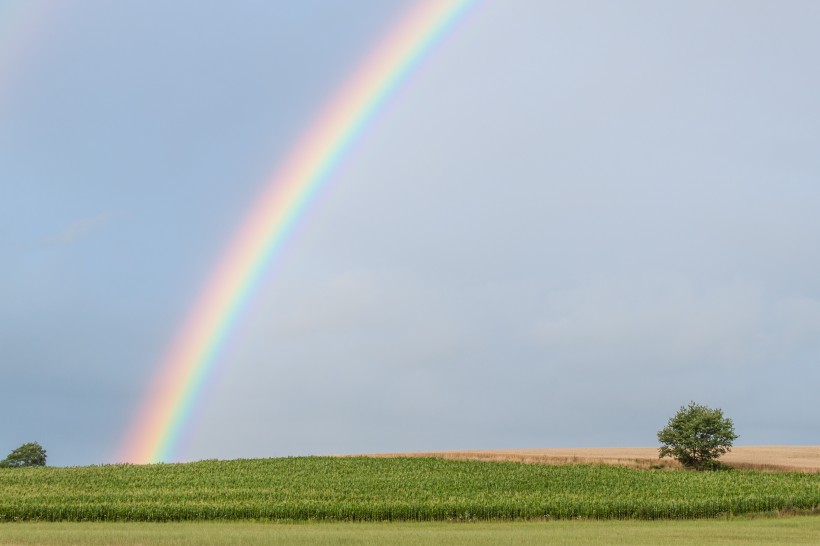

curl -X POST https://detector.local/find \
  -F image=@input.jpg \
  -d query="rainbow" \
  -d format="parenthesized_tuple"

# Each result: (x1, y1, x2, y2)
(119, 0, 475, 464)
(0, 1, 56, 109)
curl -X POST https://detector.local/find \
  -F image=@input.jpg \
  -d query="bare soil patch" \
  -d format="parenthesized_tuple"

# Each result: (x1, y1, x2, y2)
(358, 446, 820, 472)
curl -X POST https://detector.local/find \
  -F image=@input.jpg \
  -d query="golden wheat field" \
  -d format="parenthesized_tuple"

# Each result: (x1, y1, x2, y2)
(357, 446, 820, 472)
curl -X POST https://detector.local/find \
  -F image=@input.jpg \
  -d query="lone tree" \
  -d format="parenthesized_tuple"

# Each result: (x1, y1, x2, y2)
(0, 442, 47, 468)
(657, 402, 737, 470)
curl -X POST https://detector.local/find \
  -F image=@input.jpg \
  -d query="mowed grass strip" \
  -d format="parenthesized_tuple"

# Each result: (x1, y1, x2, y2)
(2, 519, 820, 546)
(1, 457, 819, 522)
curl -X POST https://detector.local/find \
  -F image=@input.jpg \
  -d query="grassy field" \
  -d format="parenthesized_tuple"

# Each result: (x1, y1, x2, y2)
(1, 518, 820, 545)
(2, 456, 820, 522)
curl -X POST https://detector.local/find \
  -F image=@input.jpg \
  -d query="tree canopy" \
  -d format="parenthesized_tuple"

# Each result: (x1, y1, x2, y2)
(0, 442, 47, 468)
(657, 402, 737, 470)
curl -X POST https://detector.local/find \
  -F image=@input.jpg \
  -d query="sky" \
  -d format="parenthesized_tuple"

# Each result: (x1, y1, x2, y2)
(2, 0, 819, 467)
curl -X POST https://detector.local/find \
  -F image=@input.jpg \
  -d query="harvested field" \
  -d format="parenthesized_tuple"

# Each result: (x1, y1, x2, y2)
(358, 446, 820, 472)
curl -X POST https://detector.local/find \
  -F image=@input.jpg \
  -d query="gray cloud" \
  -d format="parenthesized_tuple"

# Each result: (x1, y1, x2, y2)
(4, 1, 820, 465)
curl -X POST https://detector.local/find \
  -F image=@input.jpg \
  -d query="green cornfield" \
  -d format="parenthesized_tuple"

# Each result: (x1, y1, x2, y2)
(1, 457, 819, 522)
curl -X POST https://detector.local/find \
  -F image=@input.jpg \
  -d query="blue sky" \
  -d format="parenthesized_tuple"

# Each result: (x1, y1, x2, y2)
(2, 0, 819, 466)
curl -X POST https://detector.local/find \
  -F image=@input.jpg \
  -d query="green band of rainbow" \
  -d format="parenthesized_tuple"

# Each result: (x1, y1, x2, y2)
(119, 0, 475, 464)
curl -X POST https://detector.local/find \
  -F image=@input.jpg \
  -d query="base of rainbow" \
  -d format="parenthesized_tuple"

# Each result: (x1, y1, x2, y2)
(118, 0, 475, 464)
